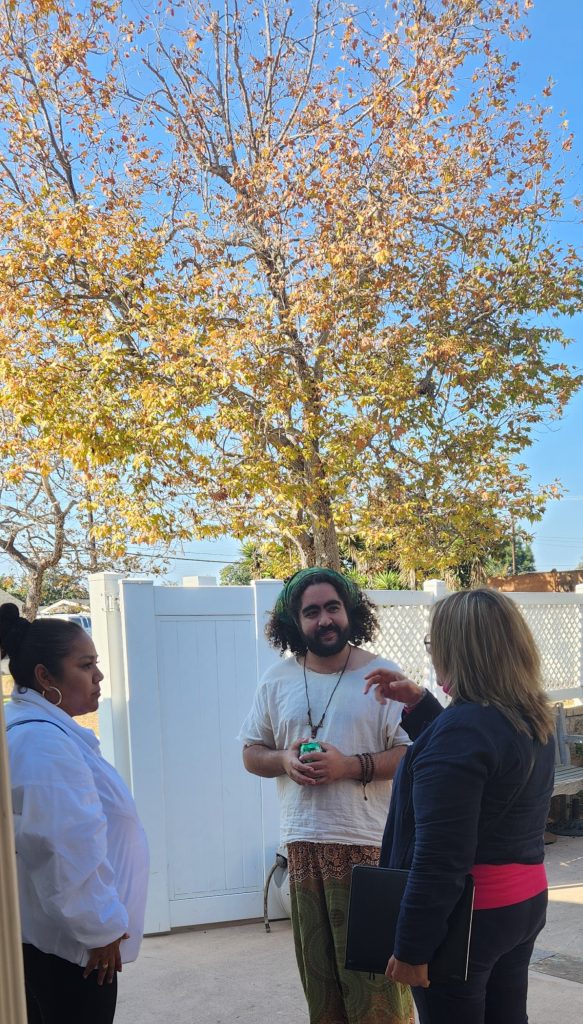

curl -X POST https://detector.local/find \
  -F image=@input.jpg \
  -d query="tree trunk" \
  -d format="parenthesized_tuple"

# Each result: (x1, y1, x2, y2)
(292, 531, 316, 567)
(311, 500, 341, 570)
(22, 569, 44, 621)
(85, 493, 99, 573)
(290, 500, 341, 570)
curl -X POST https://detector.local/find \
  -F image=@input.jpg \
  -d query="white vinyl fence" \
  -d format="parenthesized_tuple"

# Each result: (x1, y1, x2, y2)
(89, 573, 583, 934)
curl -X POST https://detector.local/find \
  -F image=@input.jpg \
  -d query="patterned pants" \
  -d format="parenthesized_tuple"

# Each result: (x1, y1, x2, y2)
(287, 841, 414, 1024)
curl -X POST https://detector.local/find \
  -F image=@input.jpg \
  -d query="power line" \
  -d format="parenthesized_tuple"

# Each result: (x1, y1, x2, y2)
(143, 549, 240, 558)
(127, 552, 239, 564)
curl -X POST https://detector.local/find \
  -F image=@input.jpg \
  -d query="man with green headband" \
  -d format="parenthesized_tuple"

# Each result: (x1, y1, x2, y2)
(239, 568, 413, 1024)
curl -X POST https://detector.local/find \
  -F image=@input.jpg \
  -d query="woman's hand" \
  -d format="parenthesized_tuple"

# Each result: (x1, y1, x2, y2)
(84, 934, 129, 985)
(364, 668, 425, 708)
(386, 954, 430, 988)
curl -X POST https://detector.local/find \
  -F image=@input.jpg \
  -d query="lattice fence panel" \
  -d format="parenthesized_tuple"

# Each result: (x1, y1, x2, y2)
(514, 601, 583, 694)
(364, 602, 432, 686)
(364, 594, 582, 696)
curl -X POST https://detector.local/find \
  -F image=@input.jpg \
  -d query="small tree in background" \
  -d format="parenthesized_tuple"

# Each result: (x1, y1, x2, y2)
(219, 540, 298, 584)
(0, 570, 89, 608)
(486, 537, 536, 578)
(0, 423, 165, 618)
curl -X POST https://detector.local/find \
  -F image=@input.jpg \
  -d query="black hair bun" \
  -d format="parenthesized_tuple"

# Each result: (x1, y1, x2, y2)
(0, 602, 30, 659)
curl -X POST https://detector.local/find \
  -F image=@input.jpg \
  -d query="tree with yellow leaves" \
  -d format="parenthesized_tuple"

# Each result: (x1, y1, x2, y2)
(0, 0, 581, 580)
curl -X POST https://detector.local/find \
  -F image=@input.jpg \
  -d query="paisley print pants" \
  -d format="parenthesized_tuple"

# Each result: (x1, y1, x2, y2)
(287, 841, 414, 1024)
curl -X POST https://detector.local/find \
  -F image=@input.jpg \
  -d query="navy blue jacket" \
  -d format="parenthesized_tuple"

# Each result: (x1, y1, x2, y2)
(379, 691, 555, 965)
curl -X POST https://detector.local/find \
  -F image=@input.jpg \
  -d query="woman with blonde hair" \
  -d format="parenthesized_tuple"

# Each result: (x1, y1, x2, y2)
(364, 588, 555, 1024)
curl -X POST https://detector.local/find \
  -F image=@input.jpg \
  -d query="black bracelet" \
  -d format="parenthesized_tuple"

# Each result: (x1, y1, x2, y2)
(356, 752, 375, 800)
(356, 753, 366, 800)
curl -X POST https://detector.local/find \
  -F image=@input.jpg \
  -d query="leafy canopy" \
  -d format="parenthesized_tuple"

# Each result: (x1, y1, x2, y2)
(0, 0, 581, 577)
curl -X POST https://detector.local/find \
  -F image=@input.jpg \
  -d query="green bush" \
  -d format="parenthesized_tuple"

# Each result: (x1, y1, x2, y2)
(370, 570, 406, 590)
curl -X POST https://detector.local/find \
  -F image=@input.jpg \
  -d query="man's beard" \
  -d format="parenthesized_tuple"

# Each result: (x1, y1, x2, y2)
(303, 623, 352, 658)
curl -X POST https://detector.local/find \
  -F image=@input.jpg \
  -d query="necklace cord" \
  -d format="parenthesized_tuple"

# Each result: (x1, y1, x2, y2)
(303, 647, 352, 739)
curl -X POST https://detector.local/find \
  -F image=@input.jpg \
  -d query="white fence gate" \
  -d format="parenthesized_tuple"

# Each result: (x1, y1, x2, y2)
(89, 573, 583, 934)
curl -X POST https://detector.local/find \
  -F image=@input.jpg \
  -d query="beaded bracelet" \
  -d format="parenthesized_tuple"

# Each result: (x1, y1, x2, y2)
(356, 751, 375, 800)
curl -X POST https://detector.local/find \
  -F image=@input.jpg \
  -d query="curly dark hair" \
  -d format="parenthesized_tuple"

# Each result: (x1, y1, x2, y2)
(266, 570, 379, 655)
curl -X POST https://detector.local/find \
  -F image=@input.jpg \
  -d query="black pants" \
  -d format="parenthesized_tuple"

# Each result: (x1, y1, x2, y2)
(413, 891, 547, 1024)
(23, 944, 118, 1024)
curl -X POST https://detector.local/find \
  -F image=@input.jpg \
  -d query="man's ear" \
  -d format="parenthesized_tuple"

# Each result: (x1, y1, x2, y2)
(33, 663, 53, 691)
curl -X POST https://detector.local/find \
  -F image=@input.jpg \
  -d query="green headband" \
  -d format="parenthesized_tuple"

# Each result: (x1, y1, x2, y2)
(274, 568, 361, 625)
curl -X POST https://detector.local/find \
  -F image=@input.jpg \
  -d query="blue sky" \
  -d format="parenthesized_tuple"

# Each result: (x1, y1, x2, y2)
(166, 2, 583, 582)
(504, 1, 583, 571)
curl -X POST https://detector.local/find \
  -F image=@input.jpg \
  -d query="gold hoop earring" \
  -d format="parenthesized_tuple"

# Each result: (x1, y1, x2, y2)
(43, 685, 63, 707)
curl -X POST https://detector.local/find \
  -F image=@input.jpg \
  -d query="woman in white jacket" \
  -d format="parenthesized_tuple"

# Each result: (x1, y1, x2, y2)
(2, 602, 149, 1024)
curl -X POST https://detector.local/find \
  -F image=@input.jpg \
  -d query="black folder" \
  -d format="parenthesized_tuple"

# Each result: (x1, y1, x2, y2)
(345, 865, 474, 982)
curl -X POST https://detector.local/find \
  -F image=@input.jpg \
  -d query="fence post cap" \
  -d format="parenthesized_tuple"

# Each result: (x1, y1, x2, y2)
(422, 579, 448, 597)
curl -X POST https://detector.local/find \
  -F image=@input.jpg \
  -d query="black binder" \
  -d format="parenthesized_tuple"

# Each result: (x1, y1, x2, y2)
(345, 866, 474, 982)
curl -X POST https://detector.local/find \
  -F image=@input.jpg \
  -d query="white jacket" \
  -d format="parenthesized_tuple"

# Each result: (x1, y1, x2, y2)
(6, 688, 149, 967)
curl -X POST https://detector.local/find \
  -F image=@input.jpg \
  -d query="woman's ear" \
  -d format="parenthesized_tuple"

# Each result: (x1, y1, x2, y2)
(33, 663, 53, 692)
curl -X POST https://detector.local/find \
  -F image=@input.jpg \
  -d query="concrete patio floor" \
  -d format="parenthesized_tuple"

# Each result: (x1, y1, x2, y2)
(115, 834, 583, 1023)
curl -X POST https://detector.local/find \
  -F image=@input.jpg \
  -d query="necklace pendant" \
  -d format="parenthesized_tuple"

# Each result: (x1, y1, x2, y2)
(310, 726, 318, 739)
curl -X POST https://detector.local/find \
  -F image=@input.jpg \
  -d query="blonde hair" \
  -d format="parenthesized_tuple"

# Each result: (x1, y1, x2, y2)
(430, 588, 554, 744)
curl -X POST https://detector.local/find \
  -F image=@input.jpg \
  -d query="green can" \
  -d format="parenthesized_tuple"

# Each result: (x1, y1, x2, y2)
(299, 741, 322, 761)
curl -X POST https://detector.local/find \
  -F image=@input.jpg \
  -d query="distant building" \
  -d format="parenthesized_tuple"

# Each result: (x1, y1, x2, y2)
(40, 600, 90, 615)
(488, 569, 583, 593)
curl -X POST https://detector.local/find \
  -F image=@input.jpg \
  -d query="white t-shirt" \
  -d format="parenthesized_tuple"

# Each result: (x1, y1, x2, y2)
(239, 654, 410, 846)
